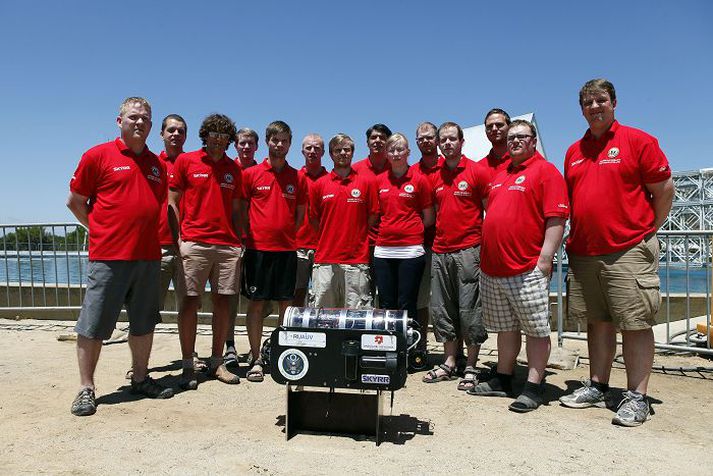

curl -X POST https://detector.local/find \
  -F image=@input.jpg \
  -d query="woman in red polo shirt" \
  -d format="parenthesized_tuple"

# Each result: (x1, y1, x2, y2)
(374, 133, 435, 325)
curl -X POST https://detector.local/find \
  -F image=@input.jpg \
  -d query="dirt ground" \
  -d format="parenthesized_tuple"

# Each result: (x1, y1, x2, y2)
(1, 319, 712, 475)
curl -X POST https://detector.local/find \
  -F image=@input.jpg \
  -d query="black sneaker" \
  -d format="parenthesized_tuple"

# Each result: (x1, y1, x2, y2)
(130, 376, 174, 399)
(71, 387, 97, 416)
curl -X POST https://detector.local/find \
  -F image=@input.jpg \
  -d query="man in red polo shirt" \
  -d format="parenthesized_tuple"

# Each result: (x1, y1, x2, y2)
(411, 121, 440, 357)
(241, 121, 307, 382)
(352, 124, 393, 298)
(479, 108, 511, 179)
(559, 79, 674, 427)
(468, 120, 568, 413)
(67, 97, 173, 416)
(169, 113, 243, 389)
(309, 133, 379, 308)
(422, 122, 490, 385)
(157, 115, 188, 313)
(224, 127, 261, 366)
(294, 133, 328, 307)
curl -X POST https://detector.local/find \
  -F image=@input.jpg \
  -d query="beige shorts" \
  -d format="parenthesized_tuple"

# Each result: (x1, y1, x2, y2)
(295, 248, 315, 290)
(310, 263, 373, 309)
(567, 235, 661, 331)
(159, 245, 186, 311)
(180, 241, 242, 296)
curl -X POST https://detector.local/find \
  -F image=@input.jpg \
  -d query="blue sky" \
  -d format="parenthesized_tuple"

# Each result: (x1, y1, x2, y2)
(1, 0, 711, 223)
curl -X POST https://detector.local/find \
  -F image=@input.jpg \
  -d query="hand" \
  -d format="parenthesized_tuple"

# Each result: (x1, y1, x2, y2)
(536, 257, 552, 278)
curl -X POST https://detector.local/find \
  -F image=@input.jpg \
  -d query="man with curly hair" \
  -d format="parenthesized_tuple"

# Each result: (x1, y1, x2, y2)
(169, 113, 243, 389)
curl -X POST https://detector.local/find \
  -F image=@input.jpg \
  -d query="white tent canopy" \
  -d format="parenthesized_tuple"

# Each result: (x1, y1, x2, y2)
(460, 113, 547, 162)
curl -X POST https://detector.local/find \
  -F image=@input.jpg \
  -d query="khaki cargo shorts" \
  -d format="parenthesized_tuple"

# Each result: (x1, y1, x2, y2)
(566, 235, 661, 331)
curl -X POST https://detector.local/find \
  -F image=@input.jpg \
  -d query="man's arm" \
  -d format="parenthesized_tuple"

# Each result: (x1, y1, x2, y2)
(368, 214, 379, 227)
(421, 207, 435, 229)
(240, 200, 250, 238)
(536, 217, 567, 277)
(645, 178, 675, 230)
(66, 192, 90, 229)
(294, 204, 305, 233)
(232, 198, 243, 239)
(168, 188, 183, 245)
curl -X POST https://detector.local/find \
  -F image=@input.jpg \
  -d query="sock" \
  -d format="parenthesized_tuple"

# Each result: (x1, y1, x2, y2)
(209, 356, 222, 369)
(182, 358, 194, 370)
(495, 372, 513, 393)
(226, 340, 235, 350)
(522, 381, 542, 399)
(591, 380, 609, 393)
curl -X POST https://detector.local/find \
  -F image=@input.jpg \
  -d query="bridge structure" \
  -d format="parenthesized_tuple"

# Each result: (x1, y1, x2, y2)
(662, 168, 713, 266)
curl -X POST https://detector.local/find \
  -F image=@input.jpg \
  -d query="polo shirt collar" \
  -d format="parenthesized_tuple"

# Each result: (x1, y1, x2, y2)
(115, 137, 149, 158)
(301, 165, 327, 177)
(198, 148, 230, 165)
(583, 120, 620, 143)
(365, 156, 390, 173)
(389, 167, 413, 181)
(508, 151, 543, 173)
(330, 168, 355, 182)
(438, 154, 469, 171)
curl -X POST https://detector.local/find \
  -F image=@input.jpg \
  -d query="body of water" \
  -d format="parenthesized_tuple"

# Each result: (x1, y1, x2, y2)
(0, 255, 710, 294)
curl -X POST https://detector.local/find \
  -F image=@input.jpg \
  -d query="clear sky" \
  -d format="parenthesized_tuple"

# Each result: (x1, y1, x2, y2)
(1, 0, 711, 223)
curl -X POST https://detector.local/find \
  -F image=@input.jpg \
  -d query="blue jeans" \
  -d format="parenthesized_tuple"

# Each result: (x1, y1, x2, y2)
(373, 255, 426, 321)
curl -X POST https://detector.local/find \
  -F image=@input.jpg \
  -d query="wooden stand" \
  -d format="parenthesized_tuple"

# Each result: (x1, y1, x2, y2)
(285, 384, 384, 445)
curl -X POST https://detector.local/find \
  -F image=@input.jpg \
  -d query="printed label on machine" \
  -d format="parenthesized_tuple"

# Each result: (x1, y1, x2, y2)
(361, 374, 391, 385)
(277, 348, 309, 381)
(360, 334, 397, 351)
(278, 330, 327, 348)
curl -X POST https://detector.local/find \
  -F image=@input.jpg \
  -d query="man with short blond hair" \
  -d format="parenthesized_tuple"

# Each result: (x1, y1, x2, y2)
(67, 97, 173, 416)
(559, 79, 674, 427)
(294, 133, 328, 307)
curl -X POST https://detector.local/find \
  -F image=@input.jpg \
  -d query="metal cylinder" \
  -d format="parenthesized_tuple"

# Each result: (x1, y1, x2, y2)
(282, 307, 409, 337)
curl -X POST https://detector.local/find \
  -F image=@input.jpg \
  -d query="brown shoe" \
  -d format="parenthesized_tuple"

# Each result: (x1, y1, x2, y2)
(210, 364, 240, 384)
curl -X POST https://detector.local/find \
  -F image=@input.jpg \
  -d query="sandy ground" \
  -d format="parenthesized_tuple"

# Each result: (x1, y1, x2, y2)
(1, 319, 712, 475)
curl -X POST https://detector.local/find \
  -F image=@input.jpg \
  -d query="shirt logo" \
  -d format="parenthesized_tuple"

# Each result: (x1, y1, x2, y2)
(151, 166, 160, 177)
(558, 203, 568, 209)
(570, 159, 584, 167)
(113, 166, 131, 172)
(515, 175, 526, 185)
(404, 184, 414, 193)
(457, 181, 468, 191)
(607, 147, 620, 159)
(286, 184, 295, 194)
(351, 188, 361, 198)
(224, 173, 234, 184)
(193, 173, 209, 178)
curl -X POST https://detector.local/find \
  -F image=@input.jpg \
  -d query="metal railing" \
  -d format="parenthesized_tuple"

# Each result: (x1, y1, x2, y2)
(555, 230, 713, 356)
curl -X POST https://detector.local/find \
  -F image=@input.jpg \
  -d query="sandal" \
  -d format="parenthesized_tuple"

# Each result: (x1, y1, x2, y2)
(247, 359, 265, 383)
(193, 352, 208, 372)
(509, 393, 542, 413)
(457, 366, 478, 391)
(422, 363, 457, 383)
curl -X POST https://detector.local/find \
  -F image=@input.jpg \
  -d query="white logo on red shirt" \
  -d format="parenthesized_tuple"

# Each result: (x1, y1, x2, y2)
(286, 184, 295, 194)
(224, 173, 234, 184)
(404, 184, 414, 193)
(113, 166, 131, 172)
(256, 185, 271, 191)
(193, 173, 209, 178)
(457, 181, 468, 191)
(515, 175, 526, 185)
(607, 147, 620, 158)
(558, 203, 568, 209)
(351, 188, 361, 198)
(570, 159, 584, 167)
(151, 166, 160, 177)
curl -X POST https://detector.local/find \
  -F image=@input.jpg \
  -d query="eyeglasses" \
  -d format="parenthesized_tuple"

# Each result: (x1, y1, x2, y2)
(506, 134, 533, 143)
(208, 132, 231, 140)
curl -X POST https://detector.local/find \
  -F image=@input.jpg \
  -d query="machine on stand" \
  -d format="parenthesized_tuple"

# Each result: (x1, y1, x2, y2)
(268, 307, 422, 445)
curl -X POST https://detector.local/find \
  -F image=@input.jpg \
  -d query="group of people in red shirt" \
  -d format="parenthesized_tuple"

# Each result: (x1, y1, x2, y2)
(67, 78, 673, 428)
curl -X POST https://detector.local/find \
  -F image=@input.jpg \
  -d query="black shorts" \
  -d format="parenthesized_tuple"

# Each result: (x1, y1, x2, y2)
(242, 249, 297, 301)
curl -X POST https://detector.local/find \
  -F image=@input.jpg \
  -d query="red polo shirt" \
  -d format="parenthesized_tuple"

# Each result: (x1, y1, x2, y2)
(242, 159, 307, 251)
(431, 156, 489, 254)
(296, 166, 328, 249)
(481, 152, 570, 277)
(157, 151, 180, 246)
(565, 121, 671, 256)
(479, 149, 510, 182)
(70, 138, 166, 261)
(170, 149, 242, 246)
(309, 168, 379, 264)
(352, 157, 391, 245)
(376, 169, 432, 247)
(410, 159, 440, 248)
